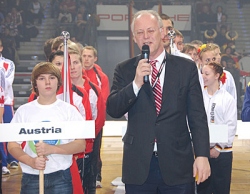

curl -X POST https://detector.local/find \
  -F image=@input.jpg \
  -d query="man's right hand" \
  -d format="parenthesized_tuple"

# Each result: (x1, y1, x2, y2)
(134, 59, 151, 88)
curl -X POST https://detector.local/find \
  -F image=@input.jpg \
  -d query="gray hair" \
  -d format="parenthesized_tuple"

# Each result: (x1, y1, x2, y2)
(131, 10, 163, 35)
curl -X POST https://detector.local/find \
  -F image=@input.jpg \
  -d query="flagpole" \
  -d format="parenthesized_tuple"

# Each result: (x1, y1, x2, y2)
(61, 31, 70, 102)
(39, 140, 44, 194)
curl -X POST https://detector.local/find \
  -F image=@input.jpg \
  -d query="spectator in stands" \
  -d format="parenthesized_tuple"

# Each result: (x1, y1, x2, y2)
(58, 5, 72, 23)
(51, 0, 61, 18)
(8, 0, 29, 25)
(216, 13, 230, 32)
(8, 6, 23, 39)
(28, 0, 44, 25)
(73, 3, 89, 42)
(60, 0, 76, 19)
(2, 15, 20, 49)
(56, 6, 73, 37)
(221, 46, 240, 66)
(215, 25, 228, 47)
(197, 4, 217, 32)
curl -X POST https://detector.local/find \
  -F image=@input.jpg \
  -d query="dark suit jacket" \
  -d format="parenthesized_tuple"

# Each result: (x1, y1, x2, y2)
(106, 52, 210, 186)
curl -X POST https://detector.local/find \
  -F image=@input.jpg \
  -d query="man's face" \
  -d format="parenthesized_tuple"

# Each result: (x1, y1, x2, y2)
(133, 14, 164, 60)
(162, 19, 173, 49)
(174, 35, 184, 52)
(82, 49, 97, 70)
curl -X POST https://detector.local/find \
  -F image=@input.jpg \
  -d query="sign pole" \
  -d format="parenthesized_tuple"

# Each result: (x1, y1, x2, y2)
(39, 140, 44, 194)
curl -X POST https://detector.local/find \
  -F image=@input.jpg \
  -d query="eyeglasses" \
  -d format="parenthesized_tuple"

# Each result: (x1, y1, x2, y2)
(134, 28, 160, 37)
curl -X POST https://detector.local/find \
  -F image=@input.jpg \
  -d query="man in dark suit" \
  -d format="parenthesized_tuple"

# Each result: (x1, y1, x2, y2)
(106, 10, 210, 194)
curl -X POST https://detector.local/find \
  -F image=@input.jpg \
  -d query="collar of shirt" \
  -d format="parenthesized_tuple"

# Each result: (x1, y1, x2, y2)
(150, 50, 166, 89)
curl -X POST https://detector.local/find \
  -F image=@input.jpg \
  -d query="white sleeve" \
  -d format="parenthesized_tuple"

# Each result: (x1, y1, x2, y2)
(222, 71, 237, 101)
(218, 96, 237, 148)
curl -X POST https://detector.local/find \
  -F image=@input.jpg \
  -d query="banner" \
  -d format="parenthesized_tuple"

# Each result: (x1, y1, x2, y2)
(97, 5, 191, 31)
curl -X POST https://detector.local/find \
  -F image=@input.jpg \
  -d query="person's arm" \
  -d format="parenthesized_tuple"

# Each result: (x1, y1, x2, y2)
(8, 142, 47, 170)
(0, 107, 4, 123)
(185, 62, 210, 184)
(217, 96, 237, 149)
(242, 84, 250, 121)
(35, 139, 86, 157)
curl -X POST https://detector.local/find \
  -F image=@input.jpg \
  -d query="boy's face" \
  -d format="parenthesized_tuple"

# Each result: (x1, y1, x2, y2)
(52, 55, 64, 72)
(174, 35, 184, 52)
(186, 49, 198, 62)
(36, 74, 58, 97)
(70, 53, 82, 79)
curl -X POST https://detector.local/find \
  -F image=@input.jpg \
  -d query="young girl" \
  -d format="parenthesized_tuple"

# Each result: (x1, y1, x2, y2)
(8, 62, 86, 194)
(183, 43, 204, 91)
(198, 62, 237, 194)
(198, 43, 237, 101)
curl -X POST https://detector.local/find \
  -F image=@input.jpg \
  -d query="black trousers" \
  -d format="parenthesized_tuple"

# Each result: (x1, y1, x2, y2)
(197, 152, 232, 194)
(0, 153, 2, 194)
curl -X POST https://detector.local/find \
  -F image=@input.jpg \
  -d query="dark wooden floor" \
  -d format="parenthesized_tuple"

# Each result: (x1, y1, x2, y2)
(2, 136, 250, 194)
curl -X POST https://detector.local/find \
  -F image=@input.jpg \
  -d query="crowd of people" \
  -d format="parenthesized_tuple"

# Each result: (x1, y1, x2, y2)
(0, 32, 110, 193)
(0, 0, 250, 194)
(0, 0, 44, 65)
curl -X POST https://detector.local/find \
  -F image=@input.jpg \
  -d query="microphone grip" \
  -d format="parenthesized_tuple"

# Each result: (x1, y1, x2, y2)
(142, 53, 149, 83)
(144, 75, 149, 83)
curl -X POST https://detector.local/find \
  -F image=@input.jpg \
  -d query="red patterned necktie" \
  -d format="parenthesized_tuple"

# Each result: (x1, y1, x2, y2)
(150, 60, 162, 115)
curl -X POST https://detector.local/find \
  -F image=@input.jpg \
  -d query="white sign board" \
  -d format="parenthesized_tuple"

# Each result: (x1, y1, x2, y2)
(236, 120, 250, 139)
(209, 124, 228, 143)
(97, 5, 191, 31)
(0, 121, 95, 142)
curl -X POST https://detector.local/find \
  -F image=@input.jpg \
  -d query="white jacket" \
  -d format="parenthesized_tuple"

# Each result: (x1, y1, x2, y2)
(203, 88, 237, 151)
(0, 56, 15, 105)
(220, 70, 237, 102)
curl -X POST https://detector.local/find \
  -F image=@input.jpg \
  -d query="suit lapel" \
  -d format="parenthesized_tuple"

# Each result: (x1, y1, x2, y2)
(161, 54, 180, 107)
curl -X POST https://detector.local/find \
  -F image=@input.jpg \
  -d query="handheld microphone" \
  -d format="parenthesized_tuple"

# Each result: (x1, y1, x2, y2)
(141, 44, 150, 83)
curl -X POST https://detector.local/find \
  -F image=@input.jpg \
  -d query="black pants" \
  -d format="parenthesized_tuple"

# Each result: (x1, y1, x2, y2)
(0, 153, 2, 194)
(197, 152, 232, 194)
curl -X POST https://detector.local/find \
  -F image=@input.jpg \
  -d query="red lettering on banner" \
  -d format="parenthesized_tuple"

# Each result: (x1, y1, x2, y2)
(98, 14, 129, 21)
(98, 14, 110, 20)
(112, 14, 123, 21)
(177, 14, 189, 21)
(170, 14, 190, 22)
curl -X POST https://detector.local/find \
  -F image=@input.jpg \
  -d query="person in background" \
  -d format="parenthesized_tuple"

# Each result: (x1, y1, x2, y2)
(174, 28, 184, 52)
(44, 38, 54, 61)
(198, 62, 237, 194)
(160, 13, 174, 53)
(0, 65, 5, 194)
(182, 43, 204, 91)
(81, 45, 110, 189)
(0, 38, 17, 176)
(69, 48, 105, 193)
(28, 0, 44, 25)
(107, 10, 210, 193)
(241, 82, 250, 121)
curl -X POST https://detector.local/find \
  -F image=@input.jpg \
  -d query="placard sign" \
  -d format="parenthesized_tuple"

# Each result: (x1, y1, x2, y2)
(0, 121, 95, 142)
